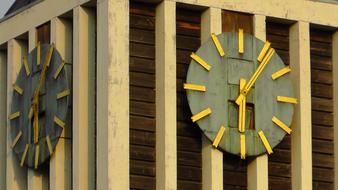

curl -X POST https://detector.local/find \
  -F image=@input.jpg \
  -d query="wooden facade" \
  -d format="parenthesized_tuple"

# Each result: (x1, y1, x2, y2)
(1, 0, 338, 190)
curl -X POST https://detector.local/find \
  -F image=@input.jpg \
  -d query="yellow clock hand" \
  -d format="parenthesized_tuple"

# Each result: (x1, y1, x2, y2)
(32, 45, 54, 144)
(235, 48, 275, 105)
(238, 79, 246, 132)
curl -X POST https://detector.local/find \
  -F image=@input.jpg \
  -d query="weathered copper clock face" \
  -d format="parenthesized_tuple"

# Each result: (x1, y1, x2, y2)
(9, 44, 69, 168)
(185, 32, 296, 158)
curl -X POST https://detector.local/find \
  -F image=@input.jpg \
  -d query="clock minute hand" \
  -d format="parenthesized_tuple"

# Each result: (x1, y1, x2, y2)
(235, 48, 275, 105)
(32, 45, 54, 144)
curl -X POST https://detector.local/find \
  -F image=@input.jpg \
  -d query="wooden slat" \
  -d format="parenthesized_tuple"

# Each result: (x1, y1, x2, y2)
(222, 10, 253, 34)
(129, 3, 156, 189)
(312, 152, 334, 168)
(313, 167, 334, 182)
(312, 125, 333, 140)
(36, 22, 50, 44)
(311, 83, 333, 98)
(311, 55, 332, 71)
(311, 97, 333, 112)
(312, 110, 333, 126)
(176, 8, 202, 190)
(312, 139, 333, 154)
(268, 176, 291, 190)
(310, 41, 332, 57)
(311, 69, 332, 84)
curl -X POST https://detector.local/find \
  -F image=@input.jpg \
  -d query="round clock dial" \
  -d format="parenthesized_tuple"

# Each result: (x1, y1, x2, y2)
(9, 44, 69, 168)
(185, 32, 295, 158)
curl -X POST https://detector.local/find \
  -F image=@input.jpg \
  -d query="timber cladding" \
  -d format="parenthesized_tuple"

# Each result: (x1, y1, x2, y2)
(310, 28, 334, 190)
(129, 2, 156, 189)
(176, 7, 202, 190)
(266, 21, 292, 190)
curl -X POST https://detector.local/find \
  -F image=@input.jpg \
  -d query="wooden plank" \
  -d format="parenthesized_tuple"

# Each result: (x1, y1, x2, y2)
(130, 57, 155, 74)
(130, 160, 156, 177)
(268, 149, 291, 164)
(130, 175, 155, 190)
(311, 55, 332, 71)
(130, 14, 155, 30)
(177, 136, 202, 152)
(130, 28, 155, 45)
(130, 72, 155, 88)
(310, 29, 333, 43)
(266, 22, 290, 37)
(312, 152, 334, 168)
(312, 139, 333, 154)
(313, 167, 334, 182)
(312, 125, 333, 140)
(268, 162, 291, 178)
(130, 86, 155, 103)
(177, 165, 202, 181)
(36, 22, 50, 44)
(130, 42, 155, 59)
(311, 97, 333, 112)
(266, 34, 289, 50)
(222, 10, 253, 34)
(223, 170, 247, 186)
(178, 180, 202, 190)
(312, 110, 333, 126)
(177, 35, 200, 51)
(311, 83, 333, 98)
(130, 2, 156, 17)
(177, 21, 200, 37)
(310, 41, 332, 57)
(130, 101, 155, 117)
(311, 69, 333, 84)
(313, 181, 334, 190)
(130, 129, 155, 147)
(130, 145, 155, 162)
(268, 176, 291, 190)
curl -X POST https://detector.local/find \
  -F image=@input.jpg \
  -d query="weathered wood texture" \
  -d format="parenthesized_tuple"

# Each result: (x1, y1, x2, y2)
(310, 28, 334, 190)
(266, 21, 292, 190)
(129, 3, 156, 190)
(221, 10, 251, 190)
(36, 22, 50, 44)
(176, 8, 202, 190)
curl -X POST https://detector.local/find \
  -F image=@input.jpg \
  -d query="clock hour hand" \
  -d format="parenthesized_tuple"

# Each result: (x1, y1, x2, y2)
(32, 45, 54, 144)
(235, 48, 275, 105)
(238, 79, 246, 132)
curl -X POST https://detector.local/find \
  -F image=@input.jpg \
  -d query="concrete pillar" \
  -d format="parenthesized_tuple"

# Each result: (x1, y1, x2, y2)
(50, 17, 72, 190)
(155, 1, 177, 189)
(7, 39, 28, 190)
(247, 15, 268, 190)
(332, 31, 338, 190)
(27, 28, 49, 190)
(0, 48, 7, 190)
(200, 7, 223, 190)
(73, 6, 95, 190)
(290, 21, 312, 190)
(96, 0, 130, 189)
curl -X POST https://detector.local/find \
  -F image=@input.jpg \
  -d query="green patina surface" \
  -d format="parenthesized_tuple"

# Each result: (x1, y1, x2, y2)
(186, 32, 294, 157)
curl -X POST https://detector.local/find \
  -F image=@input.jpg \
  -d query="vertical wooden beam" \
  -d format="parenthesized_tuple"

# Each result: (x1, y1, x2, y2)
(28, 28, 48, 190)
(290, 21, 312, 190)
(200, 7, 223, 190)
(0, 49, 7, 190)
(156, 1, 177, 189)
(50, 17, 72, 190)
(73, 6, 95, 190)
(247, 14, 268, 190)
(332, 31, 338, 190)
(7, 39, 27, 190)
(96, 0, 129, 189)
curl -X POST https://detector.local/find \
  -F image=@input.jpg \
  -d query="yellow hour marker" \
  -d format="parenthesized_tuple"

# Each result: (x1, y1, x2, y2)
(277, 96, 298, 104)
(190, 52, 211, 71)
(240, 134, 246, 159)
(211, 33, 225, 57)
(271, 66, 291, 80)
(272, 116, 292, 134)
(20, 144, 29, 167)
(45, 45, 54, 67)
(258, 130, 273, 154)
(28, 107, 33, 120)
(35, 145, 39, 169)
(37, 42, 41, 65)
(191, 107, 212, 122)
(46, 136, 53, 155)
(238, 28, 244, 54)
(23, 57, 31, 76)
(9, 111, 20, 120)
(212, 126, 225, 148)
(184, 83, 206, 92)
(54, 116, 65, 128)
(11, 131, 22, 148)
(57, 89, 71, 99)
(54, 60, 66, 79)
(13, 84, 23, 95)
(257, 41, 271, 62)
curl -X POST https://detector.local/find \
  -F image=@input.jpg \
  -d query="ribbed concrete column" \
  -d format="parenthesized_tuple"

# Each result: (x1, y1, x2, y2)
(96, 0, 129, 189)
(7, 39, 28, 190)
(332, 31, 338, 190)
(73, 6, 95, 190)
(290, 21, 312, 190)
(247, 15, 268, 190)
(27, 28, 48, 190)
(155, 1, 177, 189)
(200, 7, 223, 190)
(50, 17, 72, 190)
(0, 48, 7, 190)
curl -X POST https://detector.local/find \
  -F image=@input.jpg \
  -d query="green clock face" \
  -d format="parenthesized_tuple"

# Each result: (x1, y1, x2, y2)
(185, 32, 296, 158)
(9, 44, 69, 168)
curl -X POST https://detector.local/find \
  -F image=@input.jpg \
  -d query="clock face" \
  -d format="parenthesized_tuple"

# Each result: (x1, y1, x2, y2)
(185, 32, 296, 158)
(9, 44, 69, 168)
